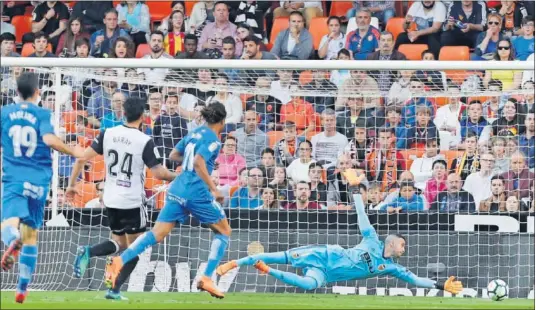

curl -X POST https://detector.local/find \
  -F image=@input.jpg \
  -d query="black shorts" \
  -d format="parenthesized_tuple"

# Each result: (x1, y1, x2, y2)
(106, 206, 147, 236)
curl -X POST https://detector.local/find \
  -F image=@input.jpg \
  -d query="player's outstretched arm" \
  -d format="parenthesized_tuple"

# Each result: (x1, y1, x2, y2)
(392, 265, 463, 294)
(42, 133, 84, 158)
(169, 148, 183, 164)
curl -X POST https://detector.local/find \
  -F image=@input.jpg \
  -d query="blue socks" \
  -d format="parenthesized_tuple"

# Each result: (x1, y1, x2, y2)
(236, 251, 288, 266)
(204, 234, 229, 277)
(268, 268, 319, 291)
(17, 245, 38, 293)
(120, 231, 157, 265)
(1, 225, 20, 247)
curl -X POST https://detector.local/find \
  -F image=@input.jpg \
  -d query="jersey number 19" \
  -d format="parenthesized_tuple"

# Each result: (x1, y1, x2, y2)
(8, 125, 37, 157)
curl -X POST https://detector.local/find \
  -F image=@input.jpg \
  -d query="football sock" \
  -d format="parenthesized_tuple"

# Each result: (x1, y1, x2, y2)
(1, 225, 20, 247)
(120, 231, 156, 265)
(89, 240, 120, 257)
(236, 251, 288, 266)
(204, 234, 229, 277)
(112, 256, 139, 293)
(17, 245, 38, 293)
(268, 268, 319, 291)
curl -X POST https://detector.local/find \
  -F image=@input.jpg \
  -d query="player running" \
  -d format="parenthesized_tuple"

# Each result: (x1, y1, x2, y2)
(217, 171, 464, 295)
(1, 72, 84, 303)
(65, 97, 177, 300)
(105, 102, 231, 299)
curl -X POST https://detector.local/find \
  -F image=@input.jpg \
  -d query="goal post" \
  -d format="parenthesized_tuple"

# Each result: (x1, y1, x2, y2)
(0, 57, 534, 298)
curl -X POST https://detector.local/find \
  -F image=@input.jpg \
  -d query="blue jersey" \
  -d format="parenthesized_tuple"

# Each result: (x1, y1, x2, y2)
(168, 125, 221, 200)
(1, 102, 55, 185)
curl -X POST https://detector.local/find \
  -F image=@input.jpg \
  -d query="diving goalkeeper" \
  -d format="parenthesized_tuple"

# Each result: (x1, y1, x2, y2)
(217, 171, 464, 294)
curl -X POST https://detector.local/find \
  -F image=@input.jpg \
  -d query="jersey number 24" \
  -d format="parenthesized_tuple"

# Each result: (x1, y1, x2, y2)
(108, 149, 133, 180)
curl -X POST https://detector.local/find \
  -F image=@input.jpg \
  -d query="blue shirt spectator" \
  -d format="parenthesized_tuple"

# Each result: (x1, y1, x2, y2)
(230, 167, 265, 209)
(401, 97, 435, 126)
(271, 13, 313, 60)
(380, 182, 425, 213)
(345, 19, 380, 60)
(513, 16, 535, 60)
(519, 113, 535, 169)
(86, 82, 119, 122)
(90, 9, 130, 57)
(441, 0, 486, 48)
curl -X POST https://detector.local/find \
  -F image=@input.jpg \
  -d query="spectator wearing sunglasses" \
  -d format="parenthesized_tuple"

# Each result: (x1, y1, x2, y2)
(472, 13, 505, 60)
(483, 39, 522, 91)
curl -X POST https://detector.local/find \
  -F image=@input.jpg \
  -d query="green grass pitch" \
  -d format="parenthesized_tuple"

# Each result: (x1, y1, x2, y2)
(1, 291, 534, 309)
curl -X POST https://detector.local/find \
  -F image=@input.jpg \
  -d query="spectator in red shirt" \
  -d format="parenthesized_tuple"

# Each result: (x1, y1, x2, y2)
(284, 181, 322, 210)
(424, 159, 448, 205)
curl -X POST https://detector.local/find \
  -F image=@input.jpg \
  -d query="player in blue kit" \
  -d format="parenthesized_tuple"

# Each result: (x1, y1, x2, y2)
(105, 102, 231, 299)
(1, 72, 83, 303)
(217, 172, 464, 295)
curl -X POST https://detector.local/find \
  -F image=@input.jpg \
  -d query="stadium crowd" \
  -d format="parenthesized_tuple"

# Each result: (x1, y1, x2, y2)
(0, 1, 534, 213)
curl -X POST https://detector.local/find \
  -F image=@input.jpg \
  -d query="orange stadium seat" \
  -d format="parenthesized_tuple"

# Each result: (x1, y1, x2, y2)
(85, 155, 106, 182)
(145, 167, 164, 190)
(12, 16, 32, 44)
(147, 1, 172, 22)
(72, 182, 98, 208)
(385, 17, 406, 41)
(268, 17, 289, 50)
(309, 17, 329, 50)
(329, 1, 353, 17)
(398, 44, 428, 61)
(240, 94, 253, 110)
(441, 150, 464, 167)
(267, 131, 284, 148)
(21, 43, 53, 57)
(439, 46, 470, 61)
(62, 110, 87, 133)
(136, 43, 151, 58)
(400, 149, 424, 169)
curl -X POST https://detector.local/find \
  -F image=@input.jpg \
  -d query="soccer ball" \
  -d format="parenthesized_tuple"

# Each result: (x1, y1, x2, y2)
(487, 279, 509, 301)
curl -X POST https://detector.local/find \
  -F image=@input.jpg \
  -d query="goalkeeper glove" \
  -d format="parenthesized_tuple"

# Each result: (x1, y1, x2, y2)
(435, 276, 463, 294)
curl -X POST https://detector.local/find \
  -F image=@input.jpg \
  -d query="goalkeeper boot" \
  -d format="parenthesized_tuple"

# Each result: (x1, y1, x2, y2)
(73, 246, 90, 278)
(15, 291, 27, 304)
(197, 276, 224, 299)
(105, 290, 128, 301)
(254, 260, 270, 275)
(1, 239, 22, 271)
(104, 256, 123, 289)
(216, 260, 237, 276)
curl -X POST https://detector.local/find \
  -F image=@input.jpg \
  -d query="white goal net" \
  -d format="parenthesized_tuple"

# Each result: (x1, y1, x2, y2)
(1, 57, 534, 299)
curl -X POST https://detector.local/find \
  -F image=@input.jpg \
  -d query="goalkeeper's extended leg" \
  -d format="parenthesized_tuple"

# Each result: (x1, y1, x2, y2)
(217, 251, 288, 276)
(73, 239, 121, 278)
(254, 260, 323, 291)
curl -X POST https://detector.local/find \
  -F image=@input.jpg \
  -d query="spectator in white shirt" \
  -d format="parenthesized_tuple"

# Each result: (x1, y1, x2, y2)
(463, 152, 495, 207)
(273, 1, 323, 27)
(318, 16, 345, 60)
(138, 31, 173, 82)
(410, 139, 445, 190)
(287, 140, 316, 183)
(311, 108, 348, 168)
(434, 81, 463, 149)
(270, 69, 296, 104)
(206, 73, 243, 132)
(387, 70, 414, 106)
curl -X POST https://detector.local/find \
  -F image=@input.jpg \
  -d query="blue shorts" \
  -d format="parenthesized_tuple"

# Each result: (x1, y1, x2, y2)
(286, 245, 329, 287)
(1, 182, 49, 229)
(157, 191, 226, 225)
